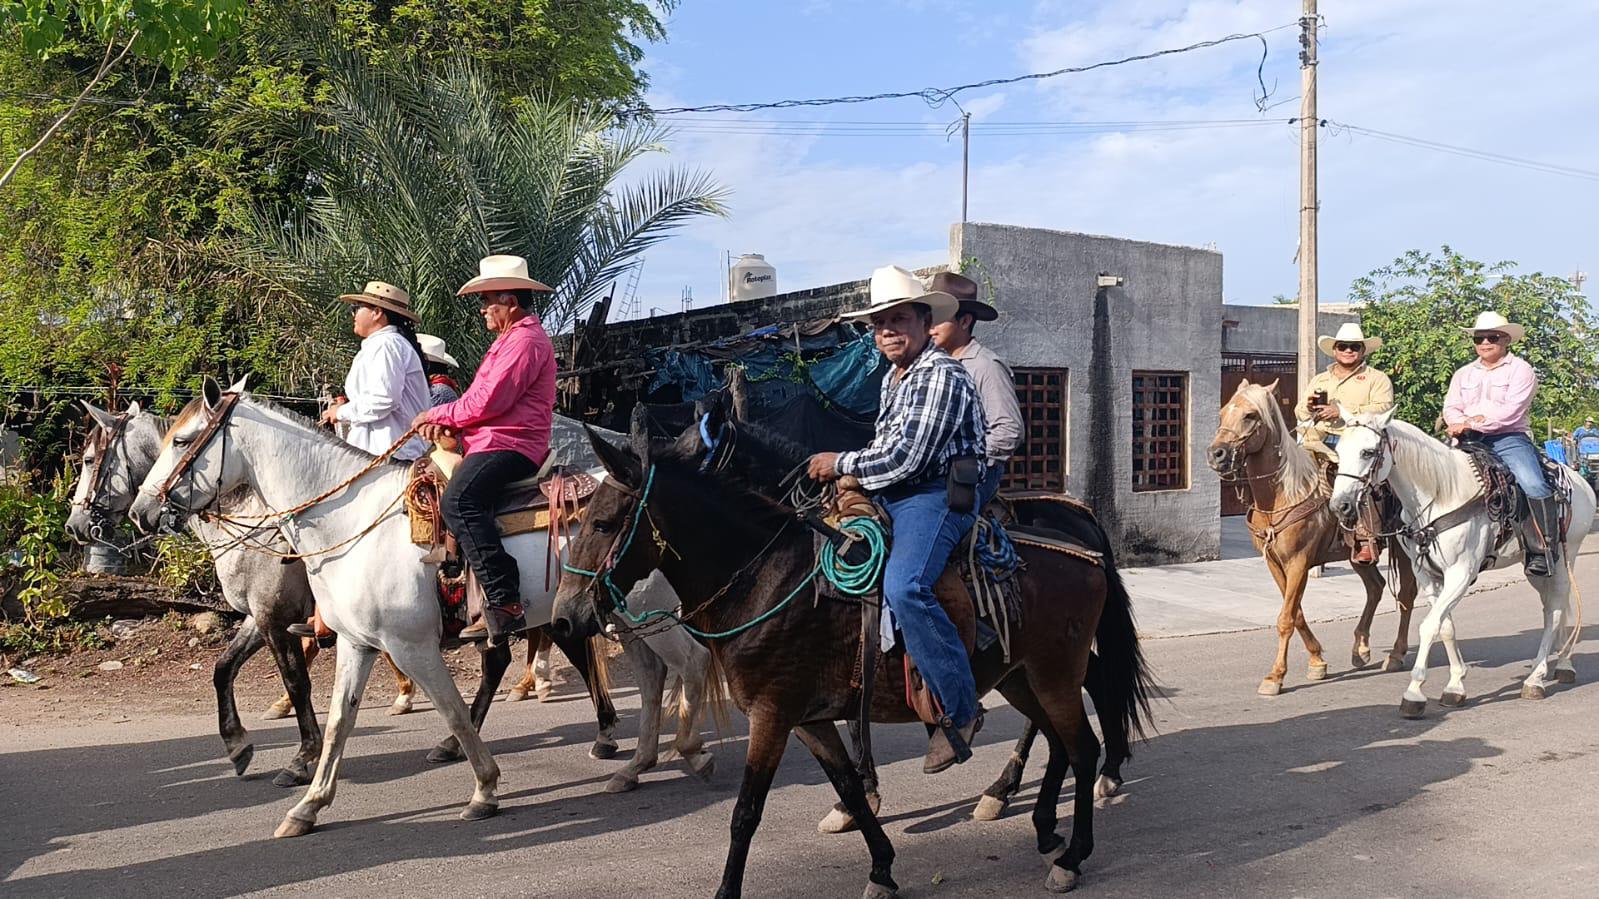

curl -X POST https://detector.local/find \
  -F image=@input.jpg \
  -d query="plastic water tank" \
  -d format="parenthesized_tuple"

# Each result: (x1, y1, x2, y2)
(729, 254, 777, 302)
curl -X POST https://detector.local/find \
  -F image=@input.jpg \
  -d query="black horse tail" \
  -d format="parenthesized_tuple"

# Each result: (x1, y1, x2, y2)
(1093, 543, 1155, 744)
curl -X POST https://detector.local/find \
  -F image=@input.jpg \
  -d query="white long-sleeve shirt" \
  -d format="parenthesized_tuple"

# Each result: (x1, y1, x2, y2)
(335, 326, 430, 461)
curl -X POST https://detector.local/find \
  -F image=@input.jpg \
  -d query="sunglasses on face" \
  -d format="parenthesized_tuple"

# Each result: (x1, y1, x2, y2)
(351, 303, 374, 315)
(1333, 343, 1364, 352)
(1472, 333, 1504, 345)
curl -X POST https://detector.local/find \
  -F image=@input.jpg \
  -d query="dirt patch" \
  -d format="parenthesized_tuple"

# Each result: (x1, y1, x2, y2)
(0, 614, 625, 725)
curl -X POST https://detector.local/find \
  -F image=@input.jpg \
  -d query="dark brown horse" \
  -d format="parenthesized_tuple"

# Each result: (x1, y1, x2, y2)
(552, 427, 1152, 897)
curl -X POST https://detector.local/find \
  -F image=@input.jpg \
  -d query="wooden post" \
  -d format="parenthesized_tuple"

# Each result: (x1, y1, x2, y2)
(1296, 0, 1319, 392)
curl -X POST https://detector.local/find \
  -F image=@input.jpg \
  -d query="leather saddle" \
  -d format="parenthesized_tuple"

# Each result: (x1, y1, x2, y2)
(407, 447, 599, 544)
(823, 482, 1101, 726)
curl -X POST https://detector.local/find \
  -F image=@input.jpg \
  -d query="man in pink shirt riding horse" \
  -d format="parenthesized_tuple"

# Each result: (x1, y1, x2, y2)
(414, 255, 559, 640)
(1442, 311, 1558, 576)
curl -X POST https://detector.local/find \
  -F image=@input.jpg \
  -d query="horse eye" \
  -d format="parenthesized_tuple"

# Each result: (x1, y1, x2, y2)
(1361, 449, 1375, 459)
(591, 520, 614, 534)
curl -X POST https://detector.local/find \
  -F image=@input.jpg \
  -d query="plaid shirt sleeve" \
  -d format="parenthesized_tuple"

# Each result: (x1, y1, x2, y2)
(836, 359, 975, 491)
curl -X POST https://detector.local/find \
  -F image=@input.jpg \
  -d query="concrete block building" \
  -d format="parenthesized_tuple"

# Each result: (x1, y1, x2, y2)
(567, 221, 1353, 564)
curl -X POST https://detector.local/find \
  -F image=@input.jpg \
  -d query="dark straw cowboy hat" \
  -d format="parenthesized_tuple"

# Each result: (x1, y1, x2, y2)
(927, 271, 997, 322)
(338, 280, 420, 322)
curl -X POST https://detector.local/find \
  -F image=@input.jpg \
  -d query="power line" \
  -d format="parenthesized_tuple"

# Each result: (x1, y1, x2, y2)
(1326, 120, 1599, 183)
(628, 23, 1298, 116)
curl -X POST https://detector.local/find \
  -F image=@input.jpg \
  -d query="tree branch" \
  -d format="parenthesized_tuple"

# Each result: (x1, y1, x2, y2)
(0, 30, 140, 193)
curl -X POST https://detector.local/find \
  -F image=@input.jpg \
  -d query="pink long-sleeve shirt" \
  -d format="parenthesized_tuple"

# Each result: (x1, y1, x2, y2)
(426, 315, 556, 463)
(1443, 353, 1536, 436)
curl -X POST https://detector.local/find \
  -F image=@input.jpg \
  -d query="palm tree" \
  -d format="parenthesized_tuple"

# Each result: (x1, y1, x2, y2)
(233, 25, 727, 375)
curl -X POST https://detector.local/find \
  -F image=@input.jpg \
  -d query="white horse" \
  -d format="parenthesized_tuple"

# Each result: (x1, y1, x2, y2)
(1329, 409, 1596, 717)
(130, 381, 713, 836)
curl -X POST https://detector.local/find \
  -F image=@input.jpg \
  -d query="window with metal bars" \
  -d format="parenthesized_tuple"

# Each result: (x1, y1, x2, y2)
(1132, 371, 1189, 492)
(1002, 367, 1067, 492)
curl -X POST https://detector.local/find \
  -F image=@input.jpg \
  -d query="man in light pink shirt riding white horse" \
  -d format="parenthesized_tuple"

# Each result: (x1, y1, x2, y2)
(1442, 310, 1558, 576)
(414, 255, 558, 640)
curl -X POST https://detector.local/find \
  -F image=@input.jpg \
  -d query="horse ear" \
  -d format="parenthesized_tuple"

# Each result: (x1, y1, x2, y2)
(124, 400, 141, 417)
(726, 366, 751, 421)
(227, 374, 250, 394)
(82, 400, 117, 430)
(1264, 379, 1280, 393)
(202, 376, 223, 410)
(586, 424, 641, 489)
(1376, 407, 1397, 428)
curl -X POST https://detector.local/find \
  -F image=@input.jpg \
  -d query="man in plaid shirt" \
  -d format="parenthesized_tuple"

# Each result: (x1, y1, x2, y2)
(808, 265, 987, 774)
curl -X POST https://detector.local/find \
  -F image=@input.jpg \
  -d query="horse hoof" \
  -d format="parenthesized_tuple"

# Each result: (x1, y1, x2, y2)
(972, 794, 1008, 822)
(1307, 662, 1329, 681)
(1555, 669, 1577, 685)
(861, 880, 898, 899)
(605, 773, 640, 794)
(1093, 775, 1122, 800)
(426, 746, 463, 764)
(1381, 655, 1407, 673)
(1352, 649, 1372, 669)
(818, 805, 858, 834)
(535, 684, 554, 702)
(1257, 679, 1283, 697)
(1521, 683, 1547, 701)
(460, 800, 498, 822)
(273, 766, 311, 788)
(387, 695, 413, 716)
(1045, 867, 1081, 894)
(506, 686, 529, 702)
(273, 816, 314, 839)
(1399, 698, 1427, 719)
(1439, 691, 1467, 708)
(261, 698, 294, 720)
(687, 752, 716, 782)
(230, 744, 255, 776)
(590, 740, 619, 761)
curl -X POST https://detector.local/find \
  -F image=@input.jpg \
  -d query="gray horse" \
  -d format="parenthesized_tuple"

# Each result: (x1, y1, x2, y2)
(67, 401, 327, 786)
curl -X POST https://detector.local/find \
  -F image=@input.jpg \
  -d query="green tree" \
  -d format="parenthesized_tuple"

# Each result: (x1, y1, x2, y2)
(0, 0, 248, 190)
(229, 37, 727, 375)
(1354, 247, 1597, 432)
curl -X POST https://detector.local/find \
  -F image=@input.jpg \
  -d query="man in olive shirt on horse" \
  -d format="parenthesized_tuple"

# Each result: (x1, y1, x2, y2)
(928, 271, 1022, 511)
(1295, 322, 1394, 564)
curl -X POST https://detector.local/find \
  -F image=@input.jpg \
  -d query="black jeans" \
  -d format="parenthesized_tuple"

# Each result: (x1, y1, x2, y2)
(441, 450, 536, 610)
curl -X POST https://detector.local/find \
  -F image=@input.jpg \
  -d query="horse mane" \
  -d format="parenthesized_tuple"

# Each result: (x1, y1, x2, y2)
(651, 435, 794, 529)
(1233, 382, 1320, 503)
(1380, 418, 1481, 509)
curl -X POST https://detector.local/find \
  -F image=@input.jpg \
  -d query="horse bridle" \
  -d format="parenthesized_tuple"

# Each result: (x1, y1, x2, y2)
(1331, 423, 1394, 513)
(76, 412, 132, 541)
(155, 391, 242, 512)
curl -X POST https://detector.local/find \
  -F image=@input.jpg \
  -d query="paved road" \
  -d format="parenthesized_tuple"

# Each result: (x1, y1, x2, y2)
(5, 558, 1599, 898)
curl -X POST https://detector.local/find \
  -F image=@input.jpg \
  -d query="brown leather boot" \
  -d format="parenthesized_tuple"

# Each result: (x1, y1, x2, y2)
(286, 606, 336, 648)
(923, 711, 984, 774)
(459, 603, 531, 642)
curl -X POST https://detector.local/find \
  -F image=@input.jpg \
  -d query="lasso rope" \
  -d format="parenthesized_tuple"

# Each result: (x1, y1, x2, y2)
(563, 466, 889, 640)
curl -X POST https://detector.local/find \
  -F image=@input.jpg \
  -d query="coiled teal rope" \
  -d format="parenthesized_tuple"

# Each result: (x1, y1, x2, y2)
(819, 517, 889, 596)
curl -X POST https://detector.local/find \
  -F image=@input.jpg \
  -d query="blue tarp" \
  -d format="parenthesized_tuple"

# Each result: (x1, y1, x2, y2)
(646, 330, 886, 418)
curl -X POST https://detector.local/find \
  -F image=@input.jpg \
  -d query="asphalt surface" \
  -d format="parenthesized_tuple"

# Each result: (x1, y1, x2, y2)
(5, 559, 1599, 898)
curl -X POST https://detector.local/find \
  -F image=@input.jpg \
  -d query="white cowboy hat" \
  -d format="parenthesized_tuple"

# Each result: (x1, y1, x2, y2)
(417, 333, 458, 368)
(456, 254, 553, 296)
(1316, 322, 1383, 357)
(839, 265, 958, 325)
(338, 280, 420, 322)
(1461, 310, 1525, 343)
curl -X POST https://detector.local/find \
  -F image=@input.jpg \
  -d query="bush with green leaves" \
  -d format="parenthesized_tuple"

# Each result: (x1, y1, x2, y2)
(0, 472, 101, 656)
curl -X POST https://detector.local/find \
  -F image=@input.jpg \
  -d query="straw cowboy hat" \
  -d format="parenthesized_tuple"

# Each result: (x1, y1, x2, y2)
(338, 281, 420, 322)
(456, 254, 553, 296)
(1316, 321, 1382, 357)
(926, 271, 997, 322)
(417, 333, 458, 368)
(1461, 310, 1526, 343)
(841, 265, 958, 325)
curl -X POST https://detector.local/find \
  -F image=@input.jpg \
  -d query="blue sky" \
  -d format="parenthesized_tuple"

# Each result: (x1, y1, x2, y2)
(619, 0, 1597, 318)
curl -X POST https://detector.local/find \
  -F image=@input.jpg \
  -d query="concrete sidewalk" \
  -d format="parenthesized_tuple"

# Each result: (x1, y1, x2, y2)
(1123, 517, 1593, 639)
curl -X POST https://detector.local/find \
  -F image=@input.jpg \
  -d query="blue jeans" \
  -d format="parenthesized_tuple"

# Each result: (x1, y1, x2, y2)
(977, 463, 1004, 511)
(1482, 432, 1552, 500)
(880, 481, 979, 728)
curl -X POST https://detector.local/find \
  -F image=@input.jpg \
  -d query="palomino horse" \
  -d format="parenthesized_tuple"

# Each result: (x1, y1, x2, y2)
(129, 383, 714, 836)
(67, 402, 638, 783)
(553, 427, 1153, 897)
(1328, 410, 1596, 716)
(1206, 381, 1419, 695)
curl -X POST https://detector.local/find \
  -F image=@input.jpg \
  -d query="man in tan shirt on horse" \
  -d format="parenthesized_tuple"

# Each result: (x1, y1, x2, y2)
(1294, 322, 1394, 563)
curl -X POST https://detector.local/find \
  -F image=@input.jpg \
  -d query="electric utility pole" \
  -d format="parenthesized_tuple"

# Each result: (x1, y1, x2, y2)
(961, 111, 971, 222)
(1296, 0, 1320, 392)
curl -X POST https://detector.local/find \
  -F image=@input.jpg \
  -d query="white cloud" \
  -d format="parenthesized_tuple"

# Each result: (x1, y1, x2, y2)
(624, 1, 1599, 316)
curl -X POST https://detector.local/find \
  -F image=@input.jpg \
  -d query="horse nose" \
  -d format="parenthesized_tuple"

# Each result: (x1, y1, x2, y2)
(1331, 497, 1354, 521)
(1206, 445, 1229, 468)
(550, 614, 576, 641)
